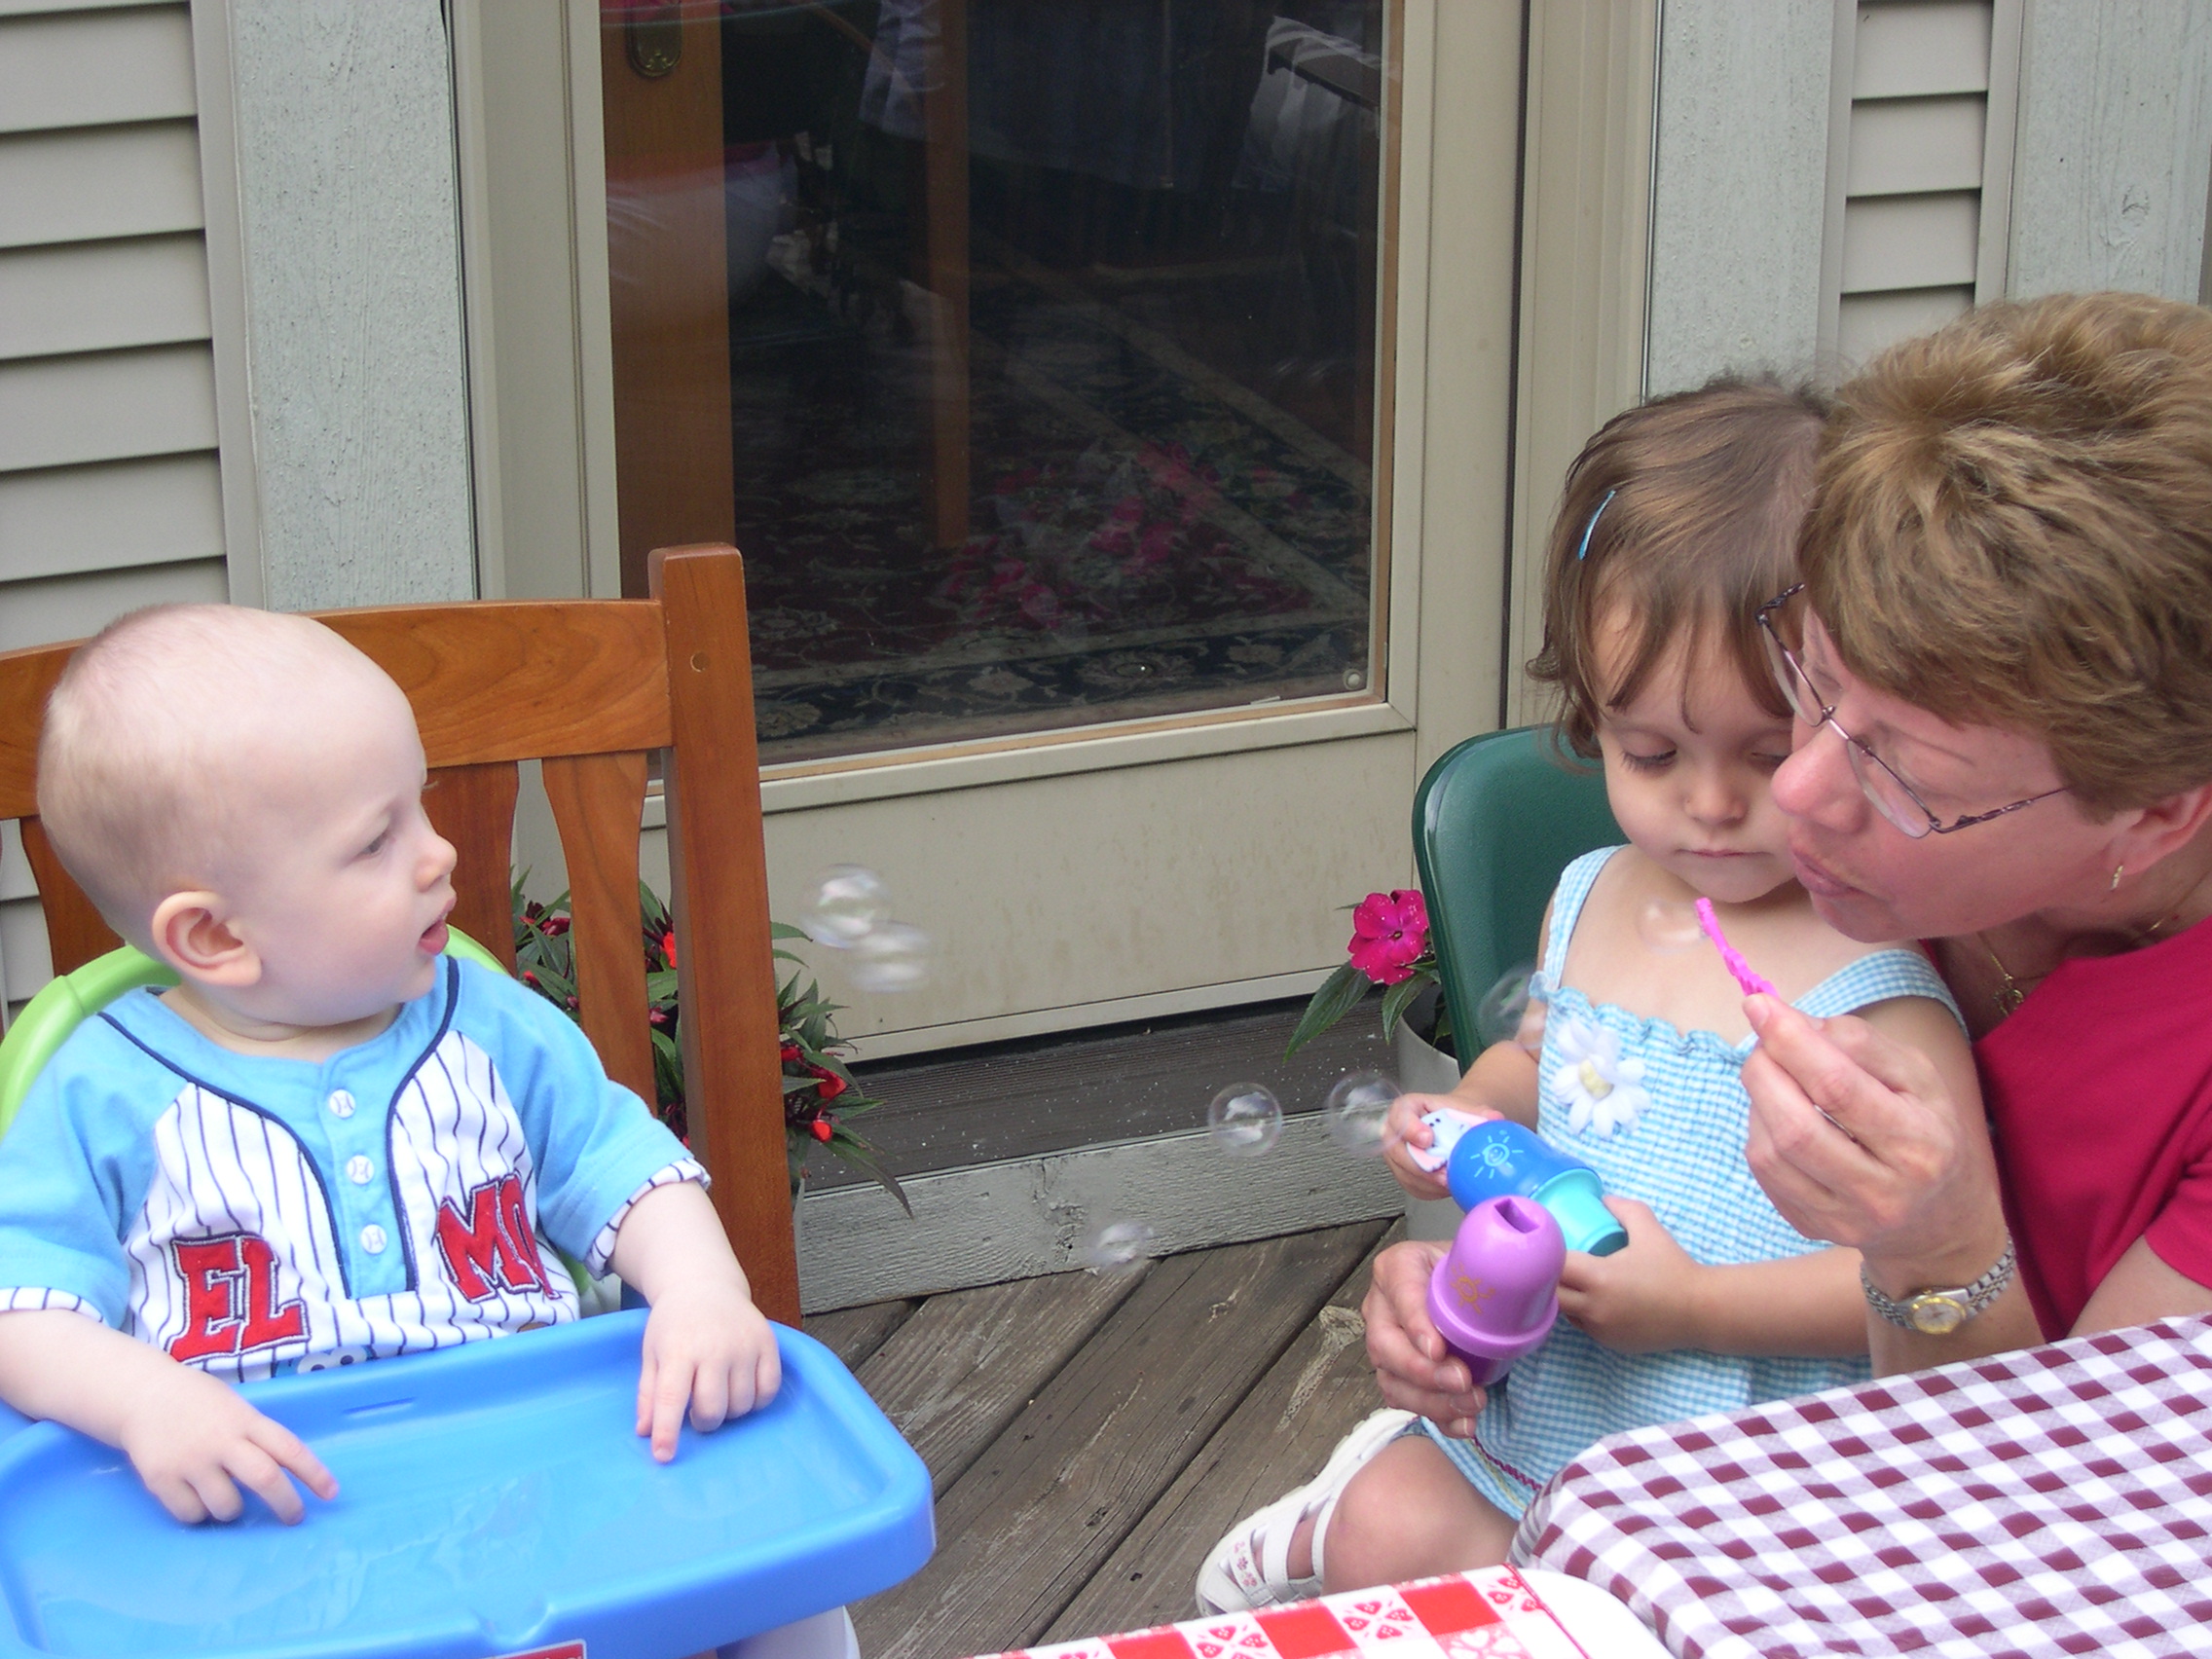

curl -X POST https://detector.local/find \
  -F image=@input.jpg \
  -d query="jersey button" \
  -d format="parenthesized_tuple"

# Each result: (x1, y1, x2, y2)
(327, 1089, 356, 1120)
(359, 1224, 388, 1254)
(346, 1156, 375, 1186)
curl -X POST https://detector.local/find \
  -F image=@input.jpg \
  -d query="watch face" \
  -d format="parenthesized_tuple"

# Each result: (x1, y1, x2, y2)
(1908, 1293, 1969, 1336)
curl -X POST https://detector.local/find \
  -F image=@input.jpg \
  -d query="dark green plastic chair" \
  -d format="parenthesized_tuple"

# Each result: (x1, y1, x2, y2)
(1412, 726, 1622, 1057)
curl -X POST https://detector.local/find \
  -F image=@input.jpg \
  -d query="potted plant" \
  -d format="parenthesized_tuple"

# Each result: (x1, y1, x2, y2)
(1286, 888, 1465, 1241)
(511, 878, 910, 1215)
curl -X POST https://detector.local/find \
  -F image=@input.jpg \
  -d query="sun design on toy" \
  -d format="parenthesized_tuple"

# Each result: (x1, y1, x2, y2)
(1450, 1272, 1494, 1310)
(1477, 1136, 1513, 1172)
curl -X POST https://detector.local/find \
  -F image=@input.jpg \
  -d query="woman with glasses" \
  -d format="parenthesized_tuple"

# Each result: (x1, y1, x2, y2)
(1735, 291, 2212, 1375)
(1360, 291, 2212, 1438)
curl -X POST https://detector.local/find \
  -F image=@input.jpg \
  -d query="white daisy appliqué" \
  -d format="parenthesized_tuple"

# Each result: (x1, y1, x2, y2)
(1551, 1018, 1650, 1136)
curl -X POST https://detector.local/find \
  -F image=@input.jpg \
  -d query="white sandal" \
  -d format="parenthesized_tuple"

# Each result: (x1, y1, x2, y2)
(1196, 1407, 1414, 1613)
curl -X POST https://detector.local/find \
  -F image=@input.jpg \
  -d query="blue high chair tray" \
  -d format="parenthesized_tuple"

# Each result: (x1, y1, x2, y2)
(0, 1313, 933, 1659)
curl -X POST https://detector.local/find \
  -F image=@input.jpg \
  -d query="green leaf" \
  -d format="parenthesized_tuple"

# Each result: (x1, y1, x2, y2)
(831, 1142, 914, 1217)
(1381, 974, 1426, 1041)
(770, 921, 810, 941)
(782, 1074, 824, 1095)
(1284, 962, 1372, 1057)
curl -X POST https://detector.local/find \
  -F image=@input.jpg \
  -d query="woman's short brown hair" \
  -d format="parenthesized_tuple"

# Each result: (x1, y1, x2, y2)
(1530, 376, 1828, 759)
(1805, 291, 2212, 813)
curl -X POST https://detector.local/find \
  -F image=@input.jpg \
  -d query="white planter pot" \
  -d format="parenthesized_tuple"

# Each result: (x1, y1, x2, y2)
(1392, 990, 1465, 1242)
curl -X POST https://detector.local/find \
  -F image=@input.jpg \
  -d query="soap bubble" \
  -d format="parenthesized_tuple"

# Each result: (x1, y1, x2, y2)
(1636, 897, 1706, 955)
(799, 866, 891, 948)
(1475, 963, 1539, 1048)
(1207, 1082, 1284, 1157)
(845, 921, 934, 993)
(1076, 1217, 1157, 1272)
(1324, 1071, 1398, 1157)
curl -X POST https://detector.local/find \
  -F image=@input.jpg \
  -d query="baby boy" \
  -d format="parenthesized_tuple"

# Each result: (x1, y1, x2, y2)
(0, 604, 780, 1525)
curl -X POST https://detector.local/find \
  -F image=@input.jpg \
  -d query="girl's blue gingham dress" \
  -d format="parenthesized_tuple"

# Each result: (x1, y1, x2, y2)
(1425, 846, 1962, 1517)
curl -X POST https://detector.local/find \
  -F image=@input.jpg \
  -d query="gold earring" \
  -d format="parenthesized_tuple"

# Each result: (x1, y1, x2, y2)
(2112, 864, 2125, 892)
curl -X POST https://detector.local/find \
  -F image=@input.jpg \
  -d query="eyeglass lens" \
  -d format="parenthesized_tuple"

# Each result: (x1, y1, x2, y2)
(1760, 611, 1934, 838)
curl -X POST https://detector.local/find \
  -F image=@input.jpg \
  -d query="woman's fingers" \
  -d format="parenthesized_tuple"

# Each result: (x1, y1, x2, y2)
(1362, 1242, 1483, 1425)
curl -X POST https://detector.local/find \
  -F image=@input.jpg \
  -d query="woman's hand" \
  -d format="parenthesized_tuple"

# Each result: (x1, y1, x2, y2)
(1740, 995, 2006, 1285)
(1382, 1092, 1492, 1200)
(1361, 1239, 1488, 1436)
(1555, 1198, 1703, 1354)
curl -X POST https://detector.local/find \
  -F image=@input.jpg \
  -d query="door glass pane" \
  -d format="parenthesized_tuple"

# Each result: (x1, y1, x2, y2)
(603, 1, 1396, 765)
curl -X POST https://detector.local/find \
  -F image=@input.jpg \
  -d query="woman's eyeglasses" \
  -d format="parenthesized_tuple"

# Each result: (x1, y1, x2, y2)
(1754, 585, 2067, 839)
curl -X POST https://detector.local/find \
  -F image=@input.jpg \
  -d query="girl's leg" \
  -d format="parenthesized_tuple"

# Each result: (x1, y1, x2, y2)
(1319, 1437, 1519, 1592)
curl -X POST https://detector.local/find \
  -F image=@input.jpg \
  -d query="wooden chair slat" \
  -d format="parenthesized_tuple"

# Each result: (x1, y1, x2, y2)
(542, 751, 655, 1107)
(0, 646, 72, 818)
(315, 603, 674, 764)
(653, 546, 799, 1323)
(19, 817, 120, 975)
(423, 761, 522, 973)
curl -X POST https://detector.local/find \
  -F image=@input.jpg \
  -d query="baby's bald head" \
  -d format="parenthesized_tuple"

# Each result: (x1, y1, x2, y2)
(37, 605, 413, 946)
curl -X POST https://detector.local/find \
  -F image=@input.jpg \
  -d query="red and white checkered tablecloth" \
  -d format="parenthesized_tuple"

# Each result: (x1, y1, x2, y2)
(1517, 1313, 2212, 1658)
(968, 1568, 1594, 1659)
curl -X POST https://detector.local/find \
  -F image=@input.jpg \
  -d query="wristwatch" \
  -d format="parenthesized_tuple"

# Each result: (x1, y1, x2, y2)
(1860, 1235, 2017, 1335)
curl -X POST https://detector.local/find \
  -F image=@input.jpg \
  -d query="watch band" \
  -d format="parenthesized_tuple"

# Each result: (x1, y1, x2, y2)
(1861, 1235, 2017, 1336)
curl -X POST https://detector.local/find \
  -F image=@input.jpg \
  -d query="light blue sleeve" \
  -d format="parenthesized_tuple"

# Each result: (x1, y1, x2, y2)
(447, 962, 701, 1267)
(0, 1020, 166, 1327)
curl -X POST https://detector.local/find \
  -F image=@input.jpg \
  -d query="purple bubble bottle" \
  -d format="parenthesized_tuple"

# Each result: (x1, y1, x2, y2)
(1425, 1195, 1566, 1384)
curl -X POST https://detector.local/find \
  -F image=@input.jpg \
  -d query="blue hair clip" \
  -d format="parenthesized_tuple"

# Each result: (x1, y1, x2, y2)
(1575, 489, 1617, 562)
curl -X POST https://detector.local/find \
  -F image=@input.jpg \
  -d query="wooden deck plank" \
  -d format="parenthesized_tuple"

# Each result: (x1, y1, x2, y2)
(857, 1264, 1155, 1495)
(853, 1221, 1388, 1659)
(803, 1298, 917, 1371)
(1047, 1222, 1406, 1639)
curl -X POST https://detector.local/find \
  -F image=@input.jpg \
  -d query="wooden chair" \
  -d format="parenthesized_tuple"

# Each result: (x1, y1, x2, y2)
(0, 544, 799, 1321)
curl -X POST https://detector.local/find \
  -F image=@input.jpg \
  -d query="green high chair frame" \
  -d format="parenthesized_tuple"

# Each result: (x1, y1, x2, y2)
(1412, 726, 1621, 1058)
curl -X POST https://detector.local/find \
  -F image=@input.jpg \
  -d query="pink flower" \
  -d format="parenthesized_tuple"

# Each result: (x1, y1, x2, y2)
(1347, 889, 1428, 984)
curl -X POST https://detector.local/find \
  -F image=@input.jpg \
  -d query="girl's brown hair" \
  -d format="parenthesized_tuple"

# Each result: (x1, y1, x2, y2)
(1529, 375, 1829, 758)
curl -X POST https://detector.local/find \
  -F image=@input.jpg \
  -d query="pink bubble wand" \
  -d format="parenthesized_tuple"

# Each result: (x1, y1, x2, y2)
(1698, 897, 1862, 1140)
(1694, 898, 1778, 997)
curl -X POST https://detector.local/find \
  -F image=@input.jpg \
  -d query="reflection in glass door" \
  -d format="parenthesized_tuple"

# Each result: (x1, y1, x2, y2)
(604, 1, 1395, 766)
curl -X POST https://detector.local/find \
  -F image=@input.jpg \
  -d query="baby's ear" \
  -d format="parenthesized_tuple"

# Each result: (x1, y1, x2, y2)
(148, 891, 261, 987)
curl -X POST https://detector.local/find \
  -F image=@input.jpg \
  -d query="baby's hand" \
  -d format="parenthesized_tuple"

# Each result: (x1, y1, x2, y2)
(1382, 1092, 1494, 1200)
(1554, 1198, 1702, 1354)
(119, 1363, 338, 1524)
(636, 1277, 782, 1461)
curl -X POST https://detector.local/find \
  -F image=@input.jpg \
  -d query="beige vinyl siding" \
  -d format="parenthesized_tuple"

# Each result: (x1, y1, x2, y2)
(0, 0, 229, 1014)
(1833, 0, 2005, 365)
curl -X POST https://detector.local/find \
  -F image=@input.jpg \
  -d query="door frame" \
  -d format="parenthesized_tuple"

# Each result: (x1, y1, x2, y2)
(450, 0, 1661, 1053)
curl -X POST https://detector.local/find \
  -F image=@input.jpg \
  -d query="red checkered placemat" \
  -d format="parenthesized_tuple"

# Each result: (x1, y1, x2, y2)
(1517, 1313, 2212, 1658)
(968, 1567, 1592, 1659)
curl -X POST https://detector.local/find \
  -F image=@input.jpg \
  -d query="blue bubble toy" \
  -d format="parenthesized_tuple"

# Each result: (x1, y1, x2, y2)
(1438, 1117, 1629, 1257)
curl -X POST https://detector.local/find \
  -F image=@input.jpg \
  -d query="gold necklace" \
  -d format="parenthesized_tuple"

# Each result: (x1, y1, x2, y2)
(1974, 935, 2045, 1016)
(1976, 905, 2188, 1017)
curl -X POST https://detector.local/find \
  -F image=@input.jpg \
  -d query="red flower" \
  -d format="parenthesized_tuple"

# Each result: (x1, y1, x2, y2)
(1347, 889, 1428, 985)
(660, 930, 677, 966)
(521, 970, 539, 988)
(780, 1042, 802, 1063)
(810, 1065, 848, 1101)
(810, 1118, 834, 1142)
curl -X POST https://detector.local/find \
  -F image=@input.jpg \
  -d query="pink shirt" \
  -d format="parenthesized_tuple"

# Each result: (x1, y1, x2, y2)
(1977, 915, 2212, 1337)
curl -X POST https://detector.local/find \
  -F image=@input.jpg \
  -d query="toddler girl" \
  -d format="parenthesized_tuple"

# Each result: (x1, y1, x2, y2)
(1198, 377, 1979, 1608)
